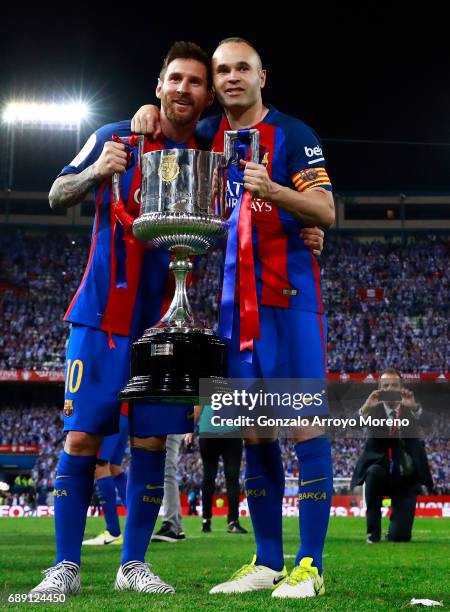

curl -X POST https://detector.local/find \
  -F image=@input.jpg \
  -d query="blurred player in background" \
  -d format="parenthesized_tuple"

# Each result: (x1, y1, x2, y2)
(196, 405, 247, 535)
(82, 405, 128, 546)
(151, 434, 186, 543)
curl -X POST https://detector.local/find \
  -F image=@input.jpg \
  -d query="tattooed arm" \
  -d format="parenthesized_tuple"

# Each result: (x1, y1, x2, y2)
(49, 165, 98, 210)
(49, 141, 128, 210)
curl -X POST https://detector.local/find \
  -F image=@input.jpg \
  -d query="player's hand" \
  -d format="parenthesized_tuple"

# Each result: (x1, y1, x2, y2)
(240, 160, 273, 199)
(360, 390, 382, 415)
(401, 389, 417, 412)
(131, 104, 162, 139)
(92, 141, 128, 181)
(300, 227, 324, 256)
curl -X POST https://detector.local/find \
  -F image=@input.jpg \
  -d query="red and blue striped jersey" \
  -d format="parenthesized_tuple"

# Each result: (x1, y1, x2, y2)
(196, 106, 332, 314)
(59, 120, 197, 338)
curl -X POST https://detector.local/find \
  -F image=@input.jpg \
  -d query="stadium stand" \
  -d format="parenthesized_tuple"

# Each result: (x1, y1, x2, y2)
(0, 229, 448, 497)
(0, 405, 448, 497)
(1, 230, 448, 373)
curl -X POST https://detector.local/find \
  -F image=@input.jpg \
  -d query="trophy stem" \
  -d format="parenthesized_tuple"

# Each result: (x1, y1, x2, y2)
(159, 251, 197, 328)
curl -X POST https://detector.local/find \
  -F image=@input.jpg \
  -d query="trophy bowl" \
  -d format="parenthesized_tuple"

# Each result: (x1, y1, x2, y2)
(133, 149, 227, 253)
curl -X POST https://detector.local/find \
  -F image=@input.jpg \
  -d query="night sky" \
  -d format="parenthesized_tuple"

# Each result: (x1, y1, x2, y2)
(2, 6, 450, 194)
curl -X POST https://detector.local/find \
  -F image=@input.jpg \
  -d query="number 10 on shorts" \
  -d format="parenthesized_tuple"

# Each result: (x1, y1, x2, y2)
(65, 359, 84, 393)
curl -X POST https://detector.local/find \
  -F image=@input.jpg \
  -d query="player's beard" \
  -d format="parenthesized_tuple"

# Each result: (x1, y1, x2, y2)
(162, 93, 197, 127)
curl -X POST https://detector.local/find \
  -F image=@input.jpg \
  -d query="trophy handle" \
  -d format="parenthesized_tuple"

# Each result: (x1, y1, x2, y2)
(111, 135, 145, 203)
(223, 129, 260, 165)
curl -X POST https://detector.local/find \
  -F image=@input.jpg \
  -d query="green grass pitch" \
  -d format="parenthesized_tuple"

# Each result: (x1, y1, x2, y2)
(0, 516, 449, 611)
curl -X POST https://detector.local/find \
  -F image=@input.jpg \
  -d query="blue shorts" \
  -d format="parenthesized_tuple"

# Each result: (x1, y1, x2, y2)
(97, 413, 129, 465)
(63, 325, 133, 436)
(129, 402, 194, 438)
(226, 307, 328, 418)
(228, 306, 327, 378)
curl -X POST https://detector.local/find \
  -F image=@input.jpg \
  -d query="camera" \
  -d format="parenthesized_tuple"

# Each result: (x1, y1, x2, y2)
(378, 390, 402, 402)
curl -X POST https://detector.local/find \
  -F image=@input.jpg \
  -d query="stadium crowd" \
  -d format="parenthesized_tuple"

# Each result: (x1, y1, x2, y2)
(0, 230, 449, 501)
(0, 231, 87, 371)
(0, 405, 448, 499)
(0, 230, 448, 373)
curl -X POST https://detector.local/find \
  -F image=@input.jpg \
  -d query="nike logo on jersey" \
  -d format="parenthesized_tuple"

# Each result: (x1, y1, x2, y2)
(300, 477, 328, 486)
(244, 476, 262, 483)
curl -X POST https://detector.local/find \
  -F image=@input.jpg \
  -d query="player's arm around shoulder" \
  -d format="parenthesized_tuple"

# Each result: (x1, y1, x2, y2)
(49, 124, 128, 210)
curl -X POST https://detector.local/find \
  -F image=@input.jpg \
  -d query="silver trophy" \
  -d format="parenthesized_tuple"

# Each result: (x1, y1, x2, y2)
(117, 129, 259, 401)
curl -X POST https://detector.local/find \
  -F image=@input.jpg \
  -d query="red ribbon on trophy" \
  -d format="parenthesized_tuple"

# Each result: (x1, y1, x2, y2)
(219, 130, 261, 361)
(237, 189, 260, 353)
(109, 133, 141, 235)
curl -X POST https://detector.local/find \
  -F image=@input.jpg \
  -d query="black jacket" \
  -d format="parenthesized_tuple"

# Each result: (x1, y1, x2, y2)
(351, 404, 433, 490)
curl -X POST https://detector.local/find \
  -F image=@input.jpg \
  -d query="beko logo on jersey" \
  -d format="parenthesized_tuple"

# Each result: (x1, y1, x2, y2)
(304, 145, 323, 158)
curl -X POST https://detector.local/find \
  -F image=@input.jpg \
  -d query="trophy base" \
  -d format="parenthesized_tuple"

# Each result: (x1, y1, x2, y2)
(119, 329, 227, 403)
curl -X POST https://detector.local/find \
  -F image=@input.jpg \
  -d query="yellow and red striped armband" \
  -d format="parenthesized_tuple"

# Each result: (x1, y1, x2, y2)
(292, 167, 332, 192)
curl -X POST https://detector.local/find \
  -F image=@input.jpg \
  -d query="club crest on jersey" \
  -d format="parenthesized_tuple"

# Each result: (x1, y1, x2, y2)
(261, 151, 270, 167)
(63, 399, 74, 417)
(299, 169, 319, 183)
(158, 153, 180, 183)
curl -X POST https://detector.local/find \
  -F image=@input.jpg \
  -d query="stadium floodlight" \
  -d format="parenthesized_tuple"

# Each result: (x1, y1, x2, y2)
(2, 100, 90, 128)
(2, 99, 91, 190)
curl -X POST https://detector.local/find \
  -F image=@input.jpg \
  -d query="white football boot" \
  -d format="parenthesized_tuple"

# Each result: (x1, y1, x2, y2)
(272, 557, 325, 599)
(115, 561, 175, 594)
(209, 555, 287, 594)
(30, 561, 80, 595)
(82, 530, 123, 546)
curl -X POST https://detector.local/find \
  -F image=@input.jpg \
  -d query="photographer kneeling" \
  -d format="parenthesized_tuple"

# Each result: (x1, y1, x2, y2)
(351, 369, 433, 543)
